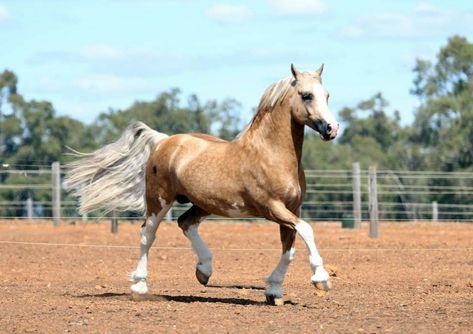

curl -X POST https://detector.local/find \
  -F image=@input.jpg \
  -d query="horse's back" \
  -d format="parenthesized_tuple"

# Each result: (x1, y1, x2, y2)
(153, 133, 229, 160)
(147, 132, 236, 183)
(188, 133, 228, 143)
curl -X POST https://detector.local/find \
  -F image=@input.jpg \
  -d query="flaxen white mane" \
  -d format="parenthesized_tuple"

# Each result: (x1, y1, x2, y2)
(236, 77, 294, 139)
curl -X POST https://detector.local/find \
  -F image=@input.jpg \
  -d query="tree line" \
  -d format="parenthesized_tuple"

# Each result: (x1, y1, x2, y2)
(1, 35, 472, 218)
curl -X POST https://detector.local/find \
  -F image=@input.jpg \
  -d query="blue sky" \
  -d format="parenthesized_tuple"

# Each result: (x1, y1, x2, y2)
(1, 0, 472, 125)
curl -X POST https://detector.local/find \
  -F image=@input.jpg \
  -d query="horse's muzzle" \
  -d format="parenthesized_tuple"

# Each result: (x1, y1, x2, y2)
(313, 120, 339, 141)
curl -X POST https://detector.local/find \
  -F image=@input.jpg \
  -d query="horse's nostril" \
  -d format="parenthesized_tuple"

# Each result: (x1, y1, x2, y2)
(326, 123, 332, 134)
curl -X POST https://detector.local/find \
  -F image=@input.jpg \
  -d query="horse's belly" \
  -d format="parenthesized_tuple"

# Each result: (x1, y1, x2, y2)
(190, 195, 256, 218)
(220, 204, 254, 218)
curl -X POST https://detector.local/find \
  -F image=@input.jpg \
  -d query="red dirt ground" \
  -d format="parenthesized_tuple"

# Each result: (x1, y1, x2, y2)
(0, 220, 472, 333)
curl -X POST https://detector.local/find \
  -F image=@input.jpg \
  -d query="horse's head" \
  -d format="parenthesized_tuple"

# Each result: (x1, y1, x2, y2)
(290, 64, 339, 141)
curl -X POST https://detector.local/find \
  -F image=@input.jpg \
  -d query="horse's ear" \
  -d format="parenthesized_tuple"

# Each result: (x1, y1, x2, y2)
(291, 64, 300, 80)
(316, 63, 324, 77)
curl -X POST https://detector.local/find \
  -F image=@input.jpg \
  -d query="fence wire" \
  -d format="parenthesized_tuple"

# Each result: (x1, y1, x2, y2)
(0, 164, 472, 222)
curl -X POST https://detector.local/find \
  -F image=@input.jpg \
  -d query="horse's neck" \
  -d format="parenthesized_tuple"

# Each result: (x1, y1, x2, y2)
(237, 102, 305, 166)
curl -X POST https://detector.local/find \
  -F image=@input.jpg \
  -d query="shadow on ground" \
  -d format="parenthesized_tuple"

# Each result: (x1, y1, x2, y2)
(74, 291, 297, 306)
(206, 283, 266, 290)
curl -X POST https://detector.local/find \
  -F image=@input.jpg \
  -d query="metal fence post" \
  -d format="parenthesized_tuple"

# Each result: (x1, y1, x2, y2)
(26, 196, 33, 219)
(352, 162, 362, 228)
(432, 201, 438, 222)
(111, 210, 118, 233)
(368, 166, 379, 238)
(51, 162, 61, 226)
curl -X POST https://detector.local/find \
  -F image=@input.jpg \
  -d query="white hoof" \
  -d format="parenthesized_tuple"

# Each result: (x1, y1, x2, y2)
(131, 278, 148, 295)
(311, 267, 330, 284)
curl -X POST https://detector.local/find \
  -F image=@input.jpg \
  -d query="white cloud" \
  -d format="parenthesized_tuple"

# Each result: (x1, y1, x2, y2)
(269, 0, 326, 16)
(337, 3, 466, 40)
(74, 74, 148, 94)
(29, 44, 126, 64)
(206, 4, 252, 23)
(414, 2, 442, 15)
(339, 13, 414, 39)
(82, 44, 123, 61)
(0, 4, 11, 23)
(338, 25, 364, 39)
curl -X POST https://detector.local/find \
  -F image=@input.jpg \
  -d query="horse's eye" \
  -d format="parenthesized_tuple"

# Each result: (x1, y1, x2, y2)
(301, 92, 313, 101)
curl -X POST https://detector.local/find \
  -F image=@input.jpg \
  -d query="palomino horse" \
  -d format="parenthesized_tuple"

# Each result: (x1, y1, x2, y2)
(66, 64, 339, 305)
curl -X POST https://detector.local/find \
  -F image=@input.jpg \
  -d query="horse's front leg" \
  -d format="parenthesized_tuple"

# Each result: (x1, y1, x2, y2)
(177, 205, 212, 285)
(268, 201, 331, 297)
(265, 225, 296, 305)
(295, 220, 331, 291)
(129, 202, 171, 295)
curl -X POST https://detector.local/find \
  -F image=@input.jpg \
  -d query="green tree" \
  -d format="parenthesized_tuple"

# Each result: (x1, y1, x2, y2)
(92, 89, 242, 145)
(0, 70, 19, 158)
(411, 35, 473, 171)
(335, 93, 409, 169)
(206, 98, 243, 140)
(339, 93, 402, 150)
(0, 70, 96, 217)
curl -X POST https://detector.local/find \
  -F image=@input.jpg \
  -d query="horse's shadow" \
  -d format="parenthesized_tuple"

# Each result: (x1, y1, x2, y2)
(75, 292, 266, 306)
(74, 284, 297, 306)
(206, 283, 266, 290)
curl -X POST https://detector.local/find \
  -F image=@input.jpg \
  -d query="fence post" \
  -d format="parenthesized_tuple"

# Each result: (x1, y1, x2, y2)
(368, 166, 379, 238)
(166, 207, 173, 222)
(352, 162, 362, 228)
(51, 162, 61, 226)
(111, 210, 118, 233)
(432, 201, 438, 222)
(26, 196, 33, 219)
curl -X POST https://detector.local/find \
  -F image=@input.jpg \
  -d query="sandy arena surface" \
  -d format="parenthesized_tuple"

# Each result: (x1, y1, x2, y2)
(0, 220, 472, 333)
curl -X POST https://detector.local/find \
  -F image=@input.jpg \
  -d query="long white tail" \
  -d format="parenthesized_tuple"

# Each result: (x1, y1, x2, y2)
(65, 122, 168, 215)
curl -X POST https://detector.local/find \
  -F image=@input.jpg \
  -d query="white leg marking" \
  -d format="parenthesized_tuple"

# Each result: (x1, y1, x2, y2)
(266, 248, 295, 297)
(130, 201, 171, 295)
(184, 224, 213, 277)
(295, 220, 330, 283)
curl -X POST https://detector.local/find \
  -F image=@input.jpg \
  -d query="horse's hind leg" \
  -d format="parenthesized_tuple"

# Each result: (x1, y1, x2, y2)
(265, 225, 296, 305)
(129, 199, 172, 295)
(177, 205, 212, 285)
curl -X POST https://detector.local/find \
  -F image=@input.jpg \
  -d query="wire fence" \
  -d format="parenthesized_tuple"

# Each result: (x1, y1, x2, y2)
(0, 162, 472, 223)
